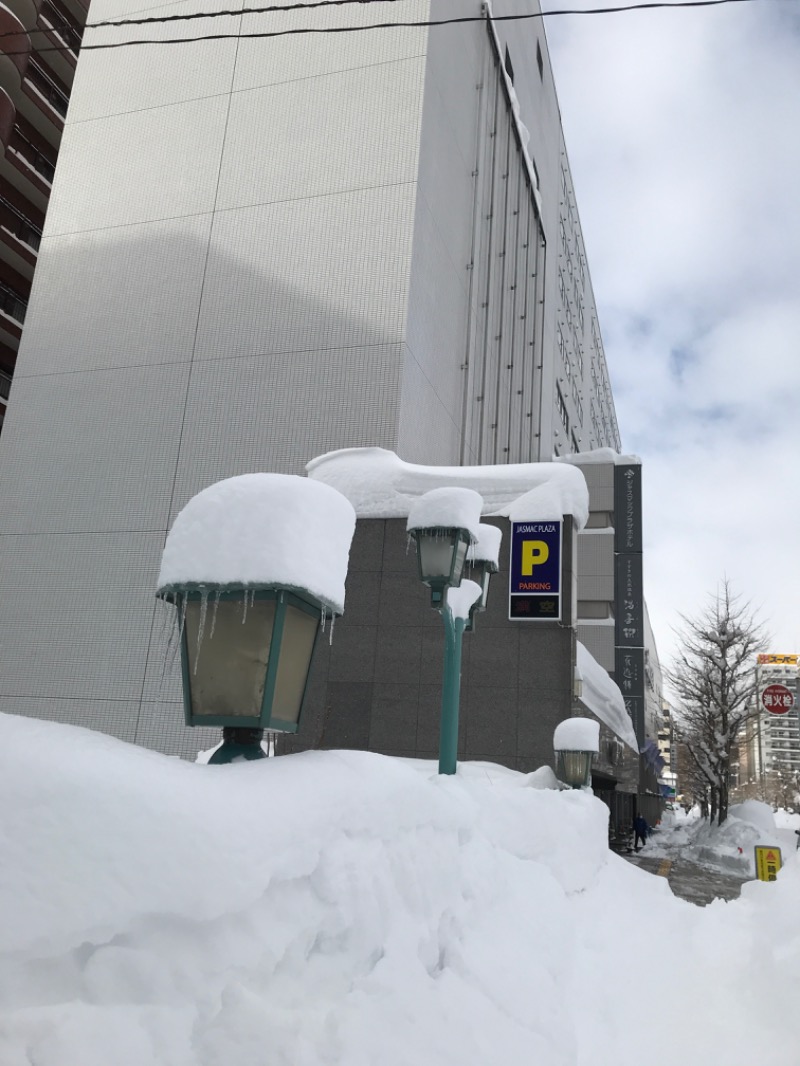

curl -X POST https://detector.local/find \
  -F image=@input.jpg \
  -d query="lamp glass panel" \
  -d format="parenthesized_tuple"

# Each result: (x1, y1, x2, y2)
(185, 597, 275, 719)
(480, 569, 491, 610)
(271, 603, 319, 726)
(556, 750, 593, 788)
(418, 533, 458, 584)
(452, 536, 469, 585)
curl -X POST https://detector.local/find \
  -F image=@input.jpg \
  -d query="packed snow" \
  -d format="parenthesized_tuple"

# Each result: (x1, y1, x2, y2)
(553, 717, 600, 753)
(306, 447, 589, 528)
(2, 712, 799, 1066)
(406, 487, 483, 540)
(157, 474, 356, 614)
(445, 578, 483, 622)
(467, 522, 502, 567)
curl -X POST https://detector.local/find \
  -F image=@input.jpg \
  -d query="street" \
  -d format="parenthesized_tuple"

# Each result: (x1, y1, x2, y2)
(621, 831, 752, 906)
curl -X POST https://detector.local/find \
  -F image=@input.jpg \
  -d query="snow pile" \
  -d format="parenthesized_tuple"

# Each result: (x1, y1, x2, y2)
(553, 717, 600, 753)
(648, 801, 795, 876)
(468, 522, 502, 567)
(158, 474, 356, 613)
(497, 483, 575, 524)
(306, 447, 589, 528)
(406, 487, 483, 539)
(446, 578, 482, 622)
(2, 711, 800, 1066)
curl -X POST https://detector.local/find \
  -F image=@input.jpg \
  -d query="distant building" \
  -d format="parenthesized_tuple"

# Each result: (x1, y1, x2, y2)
(740, 654, 800, 804)
(0, 0, 627, 758)
(0, 0, 87, 430)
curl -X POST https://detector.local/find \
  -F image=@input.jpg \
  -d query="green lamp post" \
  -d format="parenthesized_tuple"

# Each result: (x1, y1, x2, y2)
(553, 718, 600, 789)
(408, 487, 484, 775)
(157, 473, 355, 764)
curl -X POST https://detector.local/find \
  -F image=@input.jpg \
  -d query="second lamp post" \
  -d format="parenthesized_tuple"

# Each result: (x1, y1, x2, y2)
(407, 488, 490, 775)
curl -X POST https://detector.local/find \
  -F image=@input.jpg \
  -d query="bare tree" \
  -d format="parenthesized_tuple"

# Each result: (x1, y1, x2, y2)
(667, 581, 767, 825)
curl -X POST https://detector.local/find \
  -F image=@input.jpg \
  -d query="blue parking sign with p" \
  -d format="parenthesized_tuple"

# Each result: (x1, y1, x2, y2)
(509, 521, 562, 621)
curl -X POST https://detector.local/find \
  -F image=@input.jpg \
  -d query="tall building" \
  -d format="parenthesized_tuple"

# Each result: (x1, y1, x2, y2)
(0, 0, 624, 753)
(0, 0, 87, 431)
(739, 654, 800, 803)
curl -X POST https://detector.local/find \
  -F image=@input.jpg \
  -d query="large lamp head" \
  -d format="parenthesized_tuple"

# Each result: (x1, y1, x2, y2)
(407, 488, 483, 605)
(160, 583, 325, 732)
(553, 718, 600, 789)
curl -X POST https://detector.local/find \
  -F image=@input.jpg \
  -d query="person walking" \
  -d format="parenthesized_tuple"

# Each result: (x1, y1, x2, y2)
(633, 813, 649, 852)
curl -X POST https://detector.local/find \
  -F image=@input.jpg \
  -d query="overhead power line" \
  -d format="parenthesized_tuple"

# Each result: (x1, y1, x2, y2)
(2, 0, 783, 56)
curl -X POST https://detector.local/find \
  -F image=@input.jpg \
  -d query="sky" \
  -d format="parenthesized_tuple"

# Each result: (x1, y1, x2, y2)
(542, 0, 800, 669)
(3, 709, 800, 1066)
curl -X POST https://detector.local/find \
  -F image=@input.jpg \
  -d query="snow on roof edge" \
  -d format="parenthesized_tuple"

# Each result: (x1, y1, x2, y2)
(306, 448, 589, 530)
(575, 641, 639, 751)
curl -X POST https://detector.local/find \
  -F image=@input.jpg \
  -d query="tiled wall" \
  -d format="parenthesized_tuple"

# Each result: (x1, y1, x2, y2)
(281, 517, 576, 773)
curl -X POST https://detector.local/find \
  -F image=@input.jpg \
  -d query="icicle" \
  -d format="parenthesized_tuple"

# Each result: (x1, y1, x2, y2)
(406, 533, 413, 555)
(193, 589, 209, 675)
(320, 603, 327, 634)
(328, 612, 336, 646)
(242, 588, 249, 625)
(209, 589, 220, 640)
(165, 596, 186, 680)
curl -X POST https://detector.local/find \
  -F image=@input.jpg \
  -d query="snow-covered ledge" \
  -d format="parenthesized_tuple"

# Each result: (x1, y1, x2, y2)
(306, 448, 589, 529)
(575, 642, 638, 751)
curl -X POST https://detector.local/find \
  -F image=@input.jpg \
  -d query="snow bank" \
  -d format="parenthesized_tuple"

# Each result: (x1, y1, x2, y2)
(306, 447, 589, 529)
(157, 474, 356, 614)
(2, 711, 800, 1066)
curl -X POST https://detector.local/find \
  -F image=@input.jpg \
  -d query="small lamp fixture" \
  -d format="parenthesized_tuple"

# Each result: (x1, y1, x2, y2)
(463, 523, 502, 630)
(553, 718, 600, 789)
(408, 488, 482, 607)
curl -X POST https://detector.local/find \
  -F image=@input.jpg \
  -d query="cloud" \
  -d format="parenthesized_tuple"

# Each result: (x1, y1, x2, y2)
(542, 0, 800, 666)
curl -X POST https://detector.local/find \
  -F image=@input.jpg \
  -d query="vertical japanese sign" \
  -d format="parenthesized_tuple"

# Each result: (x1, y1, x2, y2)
(508, 521, 562, 621)
(614, 463, 644, 745)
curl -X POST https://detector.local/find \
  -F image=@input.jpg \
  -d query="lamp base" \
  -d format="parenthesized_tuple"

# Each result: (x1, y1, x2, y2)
(207, 727, 267, 764)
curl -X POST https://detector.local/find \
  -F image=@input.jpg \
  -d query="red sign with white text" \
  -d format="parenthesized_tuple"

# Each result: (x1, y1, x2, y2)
(761, 684, 795, 714)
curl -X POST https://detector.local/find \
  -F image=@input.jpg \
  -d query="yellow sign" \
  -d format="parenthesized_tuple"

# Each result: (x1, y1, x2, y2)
(758, 654, 798, 664)
(754, 846, 782, 882)
(521, 540, 549, 575)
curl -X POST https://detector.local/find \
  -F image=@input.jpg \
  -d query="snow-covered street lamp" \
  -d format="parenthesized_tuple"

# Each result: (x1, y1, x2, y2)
(157, 474, 355, 764)
(408, 488, 484, 775)
(553, 718, 600, 789)
(462, 523, 501, 631)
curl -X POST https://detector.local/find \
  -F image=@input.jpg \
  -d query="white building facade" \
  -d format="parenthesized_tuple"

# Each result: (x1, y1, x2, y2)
(0, 0, 621, 752)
